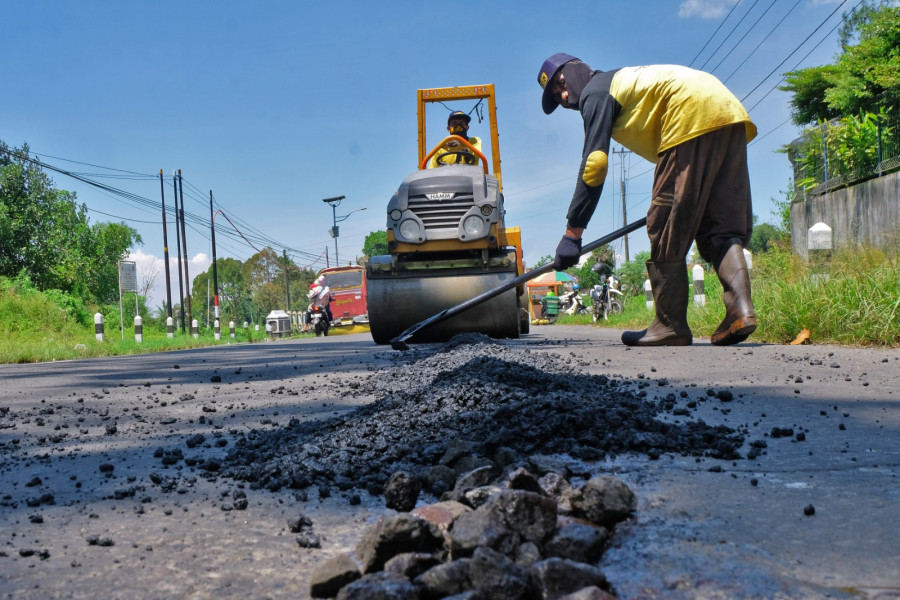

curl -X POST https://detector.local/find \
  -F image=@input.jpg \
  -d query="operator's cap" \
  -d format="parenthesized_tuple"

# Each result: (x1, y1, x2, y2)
(447, 110, 471, 125)
(538, 52, 579, 114)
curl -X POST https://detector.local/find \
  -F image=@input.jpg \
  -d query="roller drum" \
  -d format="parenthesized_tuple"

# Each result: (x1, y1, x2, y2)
(368, 268, 520, 344)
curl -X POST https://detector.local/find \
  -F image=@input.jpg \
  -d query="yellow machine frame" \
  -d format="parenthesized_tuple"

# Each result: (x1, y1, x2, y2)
(367, 83, 529, 344)
(417, 84, 503, 191)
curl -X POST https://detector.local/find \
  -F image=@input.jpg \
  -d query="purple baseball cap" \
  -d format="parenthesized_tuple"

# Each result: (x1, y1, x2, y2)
(538, 52, 579, 114)
(447, 110, 471, 125)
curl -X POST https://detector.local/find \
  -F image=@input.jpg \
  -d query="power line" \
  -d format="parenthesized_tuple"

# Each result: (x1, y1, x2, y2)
(749, 117, 793, 147)
(722, 0, 804, 84)
(689, 0, 743, 68)
(85, 207, 160, 224)
(740, 0, 851, 105)
(708, 0, 779, 75)
(2, 146, 328, 262)
(744, 2, 859, 114)
(30, 152, 156, 178)
(699, 0, 764, 72)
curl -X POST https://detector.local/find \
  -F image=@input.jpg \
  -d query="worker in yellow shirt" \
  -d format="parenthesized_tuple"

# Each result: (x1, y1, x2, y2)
(538, 53, 757, 347)
(428, 110, 483, 168)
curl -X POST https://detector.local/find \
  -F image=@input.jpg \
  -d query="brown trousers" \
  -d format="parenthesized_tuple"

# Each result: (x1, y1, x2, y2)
(646, 123, 753, 265)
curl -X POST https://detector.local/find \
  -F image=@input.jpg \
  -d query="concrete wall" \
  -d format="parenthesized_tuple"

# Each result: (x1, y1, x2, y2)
(791, 170, 900, 259)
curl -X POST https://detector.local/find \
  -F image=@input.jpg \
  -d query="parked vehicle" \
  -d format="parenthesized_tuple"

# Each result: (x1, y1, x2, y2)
(560, 284, 589, 316)
(590, 278, 624, 322)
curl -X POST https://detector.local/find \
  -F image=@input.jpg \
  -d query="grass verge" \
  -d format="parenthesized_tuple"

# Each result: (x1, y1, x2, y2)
(576, 244, 900, 347)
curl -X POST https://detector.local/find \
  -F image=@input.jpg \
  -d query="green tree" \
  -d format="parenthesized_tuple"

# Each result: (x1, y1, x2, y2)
(362, 230, 388, 259)
(1, 141, 140, 302)
(244, 247, 287, 315)
(86, 222, 143, 303)
(748, 222, 783, 254)
(212, 257, 248, 321)
(781, 3, 900, 124)
(534, 254, 553, 268)
(618, 251, 651, 297)
(571, 244, 616, 289)
(780, 65, 840, 125)
(771, 181, 795, 233)
(291, 267, 317, 311)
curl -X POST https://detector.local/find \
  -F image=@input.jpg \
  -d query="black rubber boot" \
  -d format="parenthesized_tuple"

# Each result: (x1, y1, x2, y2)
(622, 261, 692, 346)
(711, 239, 757, 346)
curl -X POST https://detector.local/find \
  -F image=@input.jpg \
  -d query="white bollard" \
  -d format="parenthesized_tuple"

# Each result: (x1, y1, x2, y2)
(808, 222, 832, 263)
(692, 264, 706, 306)
(166, 316, 174, 339)
(644, 279, 653, 311)
(191, 319, 199, 339)
(134, 315, 143, 344)
(265, 323, 272, 340)
(229, 321, 236, 339)
(808, 221, 832, 283)
(254, 324, 259, 332)
(214, 319, 221, 341)
(94, 313, 105, 343)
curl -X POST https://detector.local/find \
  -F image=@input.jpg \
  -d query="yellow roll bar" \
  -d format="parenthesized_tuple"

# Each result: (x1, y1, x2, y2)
(420, 135, 489, 173)
(417, 84, 502, 191)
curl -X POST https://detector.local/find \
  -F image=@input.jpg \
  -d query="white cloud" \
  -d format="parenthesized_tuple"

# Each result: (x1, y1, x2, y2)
(126, 249, 210, 309)
(679, 0, 739, 19)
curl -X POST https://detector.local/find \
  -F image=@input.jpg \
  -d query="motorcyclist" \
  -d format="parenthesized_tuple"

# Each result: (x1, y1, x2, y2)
(302, 277, 333, 332)
(428, 110, 483, 168)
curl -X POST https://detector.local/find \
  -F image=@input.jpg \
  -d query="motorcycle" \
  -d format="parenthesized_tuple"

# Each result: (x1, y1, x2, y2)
(307, 306, 330, 337)
(560, 289, 589, 316)
(590, 279, 624, 322)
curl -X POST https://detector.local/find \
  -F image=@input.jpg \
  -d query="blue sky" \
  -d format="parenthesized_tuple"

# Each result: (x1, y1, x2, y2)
(2, 0, 854, 307)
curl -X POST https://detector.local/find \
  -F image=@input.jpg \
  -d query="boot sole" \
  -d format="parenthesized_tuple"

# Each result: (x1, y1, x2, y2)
(622, 334, 693, 347)
(711, 317, 757, 346)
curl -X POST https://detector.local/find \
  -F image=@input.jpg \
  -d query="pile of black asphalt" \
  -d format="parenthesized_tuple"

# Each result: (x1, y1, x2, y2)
(219, 333, 745, 499)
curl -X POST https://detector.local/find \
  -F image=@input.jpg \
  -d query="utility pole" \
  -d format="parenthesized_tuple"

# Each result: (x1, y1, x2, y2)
(611, 148, 631, 263)
(172, 171, 185, 332)
(282, 249, 291, 312)
(178, 170, 192, 331)
(209, 191, 219, 321)
(159, 170, 173, 319)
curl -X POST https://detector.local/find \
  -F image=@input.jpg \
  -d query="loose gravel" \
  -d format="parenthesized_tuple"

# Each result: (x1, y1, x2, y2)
(219, 333, 745, 499)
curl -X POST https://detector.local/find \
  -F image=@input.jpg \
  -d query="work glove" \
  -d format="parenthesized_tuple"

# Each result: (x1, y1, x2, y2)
(553, 235, 582, 270)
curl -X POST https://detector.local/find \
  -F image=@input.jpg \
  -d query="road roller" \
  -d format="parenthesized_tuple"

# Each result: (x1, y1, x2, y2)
(367, 84, 528, 345)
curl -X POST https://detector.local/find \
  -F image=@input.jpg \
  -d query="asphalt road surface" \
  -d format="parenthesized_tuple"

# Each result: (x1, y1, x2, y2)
(1, 326, 898, 599)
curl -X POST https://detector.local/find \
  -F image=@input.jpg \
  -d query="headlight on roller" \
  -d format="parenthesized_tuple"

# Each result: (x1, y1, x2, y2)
(398, 218, 422, 241)
(462, 215, 485, 237)
(389, 209, 403, 221)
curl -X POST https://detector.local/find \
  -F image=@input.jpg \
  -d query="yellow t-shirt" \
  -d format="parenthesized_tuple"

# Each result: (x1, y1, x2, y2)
(567, 65, 756, 228)
(428, 136, 482, 168)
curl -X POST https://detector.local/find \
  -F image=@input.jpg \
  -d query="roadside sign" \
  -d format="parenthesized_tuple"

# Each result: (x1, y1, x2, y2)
(118, 261, 138, 292)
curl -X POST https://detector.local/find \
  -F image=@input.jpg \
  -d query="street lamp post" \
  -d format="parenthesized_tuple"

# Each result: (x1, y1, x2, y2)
(322, 196, 366, 266)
